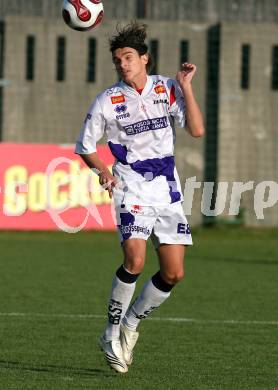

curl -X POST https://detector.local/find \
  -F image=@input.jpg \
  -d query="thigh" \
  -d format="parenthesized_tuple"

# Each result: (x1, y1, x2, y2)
(115, 204, 156, 273)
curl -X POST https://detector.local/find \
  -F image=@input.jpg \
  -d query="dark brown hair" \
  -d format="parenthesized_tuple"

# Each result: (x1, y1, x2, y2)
(109, 21, 154, 73)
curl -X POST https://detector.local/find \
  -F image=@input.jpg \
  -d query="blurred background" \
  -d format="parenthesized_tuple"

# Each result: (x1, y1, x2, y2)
(0, 0, 277, 229)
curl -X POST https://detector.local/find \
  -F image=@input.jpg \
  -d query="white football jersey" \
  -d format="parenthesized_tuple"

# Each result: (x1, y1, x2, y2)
(75, 74, 187, 206)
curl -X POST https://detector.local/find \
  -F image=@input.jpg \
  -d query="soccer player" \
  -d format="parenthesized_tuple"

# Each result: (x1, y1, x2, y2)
(75, 22, 205, 373)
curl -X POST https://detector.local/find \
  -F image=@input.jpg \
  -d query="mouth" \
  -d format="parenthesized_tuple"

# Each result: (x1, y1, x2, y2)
(121, 70, 131, 76)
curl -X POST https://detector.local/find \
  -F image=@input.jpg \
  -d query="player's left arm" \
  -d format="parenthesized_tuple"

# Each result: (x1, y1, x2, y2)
(176, 62, 205, 138)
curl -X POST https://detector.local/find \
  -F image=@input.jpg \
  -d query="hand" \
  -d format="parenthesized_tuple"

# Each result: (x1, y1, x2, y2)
(98, 169, 117, 199)
(176, 63, 197, 88)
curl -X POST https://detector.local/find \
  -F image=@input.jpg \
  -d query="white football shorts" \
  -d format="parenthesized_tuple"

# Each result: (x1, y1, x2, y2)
(115, 202, 193, 248)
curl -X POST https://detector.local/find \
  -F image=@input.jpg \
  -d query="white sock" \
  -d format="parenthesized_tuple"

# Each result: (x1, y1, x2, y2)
(123, 278, 171, 331)
(104, 275, 136, 340)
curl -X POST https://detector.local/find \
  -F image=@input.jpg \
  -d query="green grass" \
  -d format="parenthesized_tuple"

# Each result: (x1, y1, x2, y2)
(0, 227, 278, 389)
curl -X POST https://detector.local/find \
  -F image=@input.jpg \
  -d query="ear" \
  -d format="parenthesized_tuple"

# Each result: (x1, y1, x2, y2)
(141, 53, 149, 66)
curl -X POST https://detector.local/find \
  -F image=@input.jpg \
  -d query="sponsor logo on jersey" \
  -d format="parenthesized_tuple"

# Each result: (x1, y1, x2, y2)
(111, 95, 125, 104)
(114, 104, 127, 114)
(116, 113, 131, 120)
(120, 223, 150, 236)
(154, 85, 166, 94)
(114, 104, 131, 120)
(153, 99, 169, 105)
(106, 88, 122, 96)
(106, 89, 114, 96)
(153, 79, 164, 85)
(140, 104, 147, 112)
(124, 116, 168, 136)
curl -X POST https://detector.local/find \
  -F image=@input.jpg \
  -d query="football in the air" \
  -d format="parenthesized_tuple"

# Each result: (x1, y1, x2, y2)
(62, 0, 104, 31)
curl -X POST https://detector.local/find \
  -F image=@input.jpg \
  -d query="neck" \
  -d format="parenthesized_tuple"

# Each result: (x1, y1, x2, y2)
(126, 74, 148, 90)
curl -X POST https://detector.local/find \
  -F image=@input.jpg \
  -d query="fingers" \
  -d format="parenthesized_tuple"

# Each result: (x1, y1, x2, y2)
(181, 62, 196, 69)
(106, 180, 116, 199)
(99, 173, 117, 198)
(108, 187, 113, 199)
(99, 173, 117, 186)
(100, 176, 109, 186)
(181, 63, 196, 74)
(101, 181, 113, 198)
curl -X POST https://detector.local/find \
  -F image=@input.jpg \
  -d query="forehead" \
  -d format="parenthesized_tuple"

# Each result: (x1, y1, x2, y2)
(113, 47, 139, 59)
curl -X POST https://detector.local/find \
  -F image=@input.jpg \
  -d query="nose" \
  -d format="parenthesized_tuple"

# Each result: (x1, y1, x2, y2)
(119, 59, 128, 70)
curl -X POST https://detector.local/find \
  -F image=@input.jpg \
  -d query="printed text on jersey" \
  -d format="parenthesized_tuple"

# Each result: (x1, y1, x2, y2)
(123, 117, 168, 136)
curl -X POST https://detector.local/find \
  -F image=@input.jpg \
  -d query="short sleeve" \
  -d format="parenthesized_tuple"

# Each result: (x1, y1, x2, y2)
(168, 80, 187, 128)
(75, 97, 105, 155)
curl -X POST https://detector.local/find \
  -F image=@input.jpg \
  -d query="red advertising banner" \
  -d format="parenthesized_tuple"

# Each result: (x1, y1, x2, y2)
(0, 143, 116, 231)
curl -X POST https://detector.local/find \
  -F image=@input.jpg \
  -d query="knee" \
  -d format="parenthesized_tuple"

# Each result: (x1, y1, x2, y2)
(161, 270, 184, 285)
(124, 255, 145, 274)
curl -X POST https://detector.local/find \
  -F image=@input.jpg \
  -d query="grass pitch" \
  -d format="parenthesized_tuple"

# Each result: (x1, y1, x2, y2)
(0, 227, 277, 389)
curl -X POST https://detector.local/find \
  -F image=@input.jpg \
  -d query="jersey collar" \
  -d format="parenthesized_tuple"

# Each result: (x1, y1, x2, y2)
(119, 76, 153, 97)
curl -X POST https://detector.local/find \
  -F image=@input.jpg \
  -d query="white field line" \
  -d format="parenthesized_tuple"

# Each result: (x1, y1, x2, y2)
(0, 312, 278, 326)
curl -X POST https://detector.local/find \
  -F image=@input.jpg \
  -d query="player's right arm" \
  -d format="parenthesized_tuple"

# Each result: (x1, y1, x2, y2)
(75, 96, 117, 198)
(79, 152, 117, 199)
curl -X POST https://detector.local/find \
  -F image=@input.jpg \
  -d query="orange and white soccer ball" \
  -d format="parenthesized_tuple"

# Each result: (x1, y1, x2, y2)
(62, 0, 104, 31)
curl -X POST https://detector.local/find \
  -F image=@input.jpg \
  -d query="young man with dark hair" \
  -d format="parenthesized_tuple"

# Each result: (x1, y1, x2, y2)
(75, 22, 205, 373)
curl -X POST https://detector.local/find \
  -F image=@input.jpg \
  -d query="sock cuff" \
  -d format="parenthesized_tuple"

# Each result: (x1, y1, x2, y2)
(151, 271, 175, 293)
(116, 265, 140, 284)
